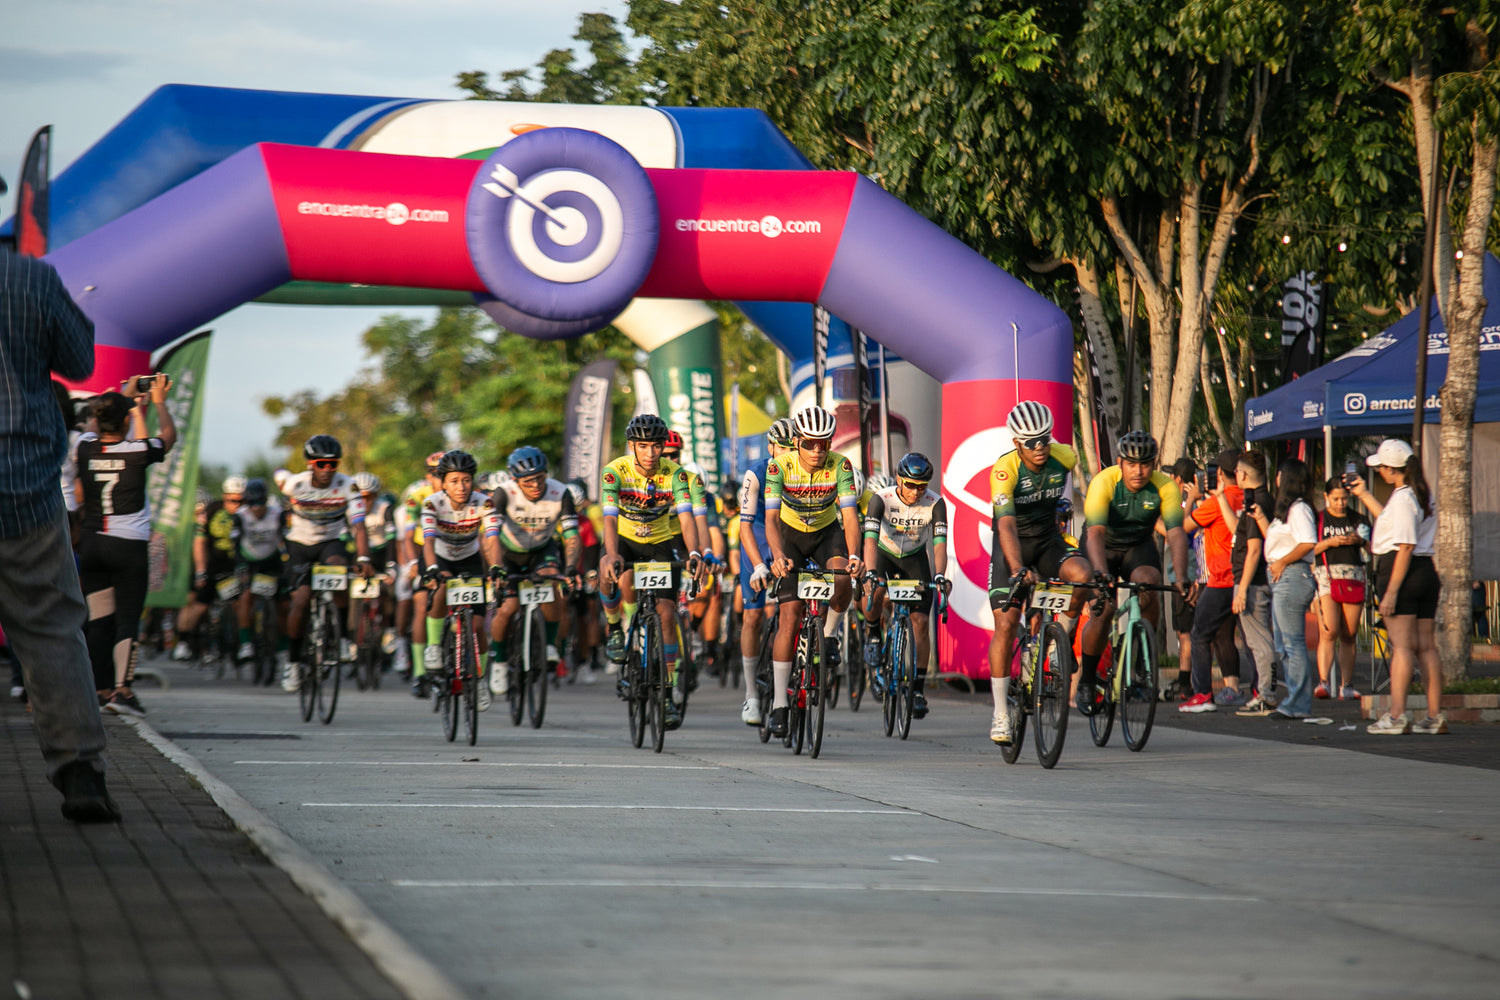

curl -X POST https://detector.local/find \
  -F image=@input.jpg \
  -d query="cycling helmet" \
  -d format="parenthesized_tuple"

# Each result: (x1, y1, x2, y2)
(792, 405, 836, 440)
(767, 418, 795, 448)
(424, 450, 445, 473)
(850, 468, 865, 498)
(303, 434, 342, 460)
(353, 471, 381, 494)
(222, 474, 248, 496)
(507, 446, 548, 478)
(1117, 430, 1160, 463)
(565, 480, 588, 509)
(1005, 401, 1053, 441)
(867, 473, 895, 494)
(1056, 496, 1074, 519)
(435, 449, 478, 479)
(625, 413, 669, 442)
(243, 479, 269, 505)
(896, 452, 934, 483)
(194, 486, 213, 510)
(663, 429, 685, 452)
(475, 471, 502, 492)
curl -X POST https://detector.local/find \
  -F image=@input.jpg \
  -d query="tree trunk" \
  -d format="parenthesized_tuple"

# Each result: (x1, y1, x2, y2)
(1101, 198, 1176, 444)
(1074, 348, 1101, 476)
(1434, 128, 1499, 682)
(1391, 55, 1456, 316)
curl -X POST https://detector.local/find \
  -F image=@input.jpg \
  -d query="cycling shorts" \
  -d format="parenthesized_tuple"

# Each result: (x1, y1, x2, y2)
(619, 537, 685, 594)
(989, 531, 1079, 610)
(739, 523, 770, 611)
(193, 561, 239, 606)
(500, 540, 563, 576)
(285, 538, 349, 588)
(774, 521, 848, 601)
(1105, 537, 1161, 582)
(435, 553, 486, 579)
(875, 549, 934, 614)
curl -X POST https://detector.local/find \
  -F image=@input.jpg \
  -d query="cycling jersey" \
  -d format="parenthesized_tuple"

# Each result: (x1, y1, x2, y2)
(991, 443, 1076, 538)
(77, 435, 166, 541)
(364, 494, 396, 548)
(197, 501, 241, 571)
(863, 484, 949, 558)
(238, 501, 284, 562)
(600, 456, 692, 545)
(280, 470, 367, 546)
(738, 468, 767, 529)
(397, 479, 436, 544)
(420, 490, 497, 562)
(491, 477, 579, 553)
(1083, 465, 1184, 549)
(763, 451, 858, 533)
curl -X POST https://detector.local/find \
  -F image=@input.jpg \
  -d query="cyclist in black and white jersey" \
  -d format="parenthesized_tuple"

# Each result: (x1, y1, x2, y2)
(76, 377, 176, 717)
(233, 478, 285, 676)
(734, 418, 793, 724)
(276, 434, 370, 691)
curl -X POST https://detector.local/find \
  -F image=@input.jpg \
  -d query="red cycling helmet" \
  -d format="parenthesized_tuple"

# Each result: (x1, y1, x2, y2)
(663, 430, 685, 451)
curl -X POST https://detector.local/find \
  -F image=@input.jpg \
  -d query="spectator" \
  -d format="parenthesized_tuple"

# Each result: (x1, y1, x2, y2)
(1178, 448, 1246, 713)
(1221, 450, 1277, 713)
(1350, 439, 1444, 735)
(77, 381, 177, 717)
(0, 231, 120, 822)
(1161, 457, 1201, 699)
(1249, 458, 1318, 718)
(1473, 580, 1489, 641)
(1312, 476, 1369, 699)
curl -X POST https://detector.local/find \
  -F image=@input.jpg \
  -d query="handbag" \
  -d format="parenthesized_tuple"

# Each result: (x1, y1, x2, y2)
(1319, 512, 1366, 604)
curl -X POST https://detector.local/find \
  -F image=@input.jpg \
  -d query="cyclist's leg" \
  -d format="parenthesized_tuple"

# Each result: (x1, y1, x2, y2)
(986, 530, 1029, 738)
(738, 542, 768, 711)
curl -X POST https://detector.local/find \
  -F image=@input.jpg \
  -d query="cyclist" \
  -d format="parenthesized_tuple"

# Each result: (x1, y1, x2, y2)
(278, 435, 371, 692)
(987, 401, 1093, 745)
(665, 434, 727, 694)
(172, 475, 246, 662)
(396, 451, 443, 690)
(861, 453, 949, 719)
(352, 471, 397, 673)
(416, 450, 496, 710)
(1077, 429, 1189, 714)
(764, 405, 862, 738)
(599, 413, 700, 731)
(235, 478, 286, 675)
(735, 418, 794, 724)
(484, 446, 581, 695)
(562, 478, 603, 683)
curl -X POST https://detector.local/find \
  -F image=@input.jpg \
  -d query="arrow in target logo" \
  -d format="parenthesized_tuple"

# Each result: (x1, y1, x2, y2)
(482, 164, 570, 229)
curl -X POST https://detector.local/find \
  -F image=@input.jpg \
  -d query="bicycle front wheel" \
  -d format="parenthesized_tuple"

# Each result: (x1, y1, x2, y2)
(441, 629, 459, 742)
(298, 644, 317, 723)
(808, 630, 828, 758)
(1089, 650, 1116, 747)
(1119, 620, 1158, 751)
(755, 640, 775, 744)
(526, 608, 548, 729)
(880, 627, 898, 738)
(1000, 655, 1028, 765)
(645, 615, 666, 753)
(461, 612, 480, 746)
(895, 616, 916, 740)
(1032, 621, 1073, 769)
(317, 604, 341, 725)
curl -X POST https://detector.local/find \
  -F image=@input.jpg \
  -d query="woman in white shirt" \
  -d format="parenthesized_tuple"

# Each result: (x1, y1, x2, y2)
(1250, 458, 1318, 718)
(1348, 438, 1443, 735)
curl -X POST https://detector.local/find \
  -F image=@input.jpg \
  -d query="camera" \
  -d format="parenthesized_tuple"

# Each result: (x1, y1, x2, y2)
(132, 375, 157, 394)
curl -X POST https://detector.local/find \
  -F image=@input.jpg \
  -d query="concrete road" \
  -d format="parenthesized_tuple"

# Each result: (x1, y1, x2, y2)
(141, 658, 1500, 1000)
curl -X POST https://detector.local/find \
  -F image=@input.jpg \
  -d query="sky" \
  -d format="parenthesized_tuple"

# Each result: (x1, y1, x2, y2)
(4, 0, 630, 468)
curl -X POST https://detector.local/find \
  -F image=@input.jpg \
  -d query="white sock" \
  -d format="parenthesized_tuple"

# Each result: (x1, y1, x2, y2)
(991, 675, 1008, 717)
(742, 655, 758, 693)
(823, 608, 845, 638)
(772, 660, 793, 708)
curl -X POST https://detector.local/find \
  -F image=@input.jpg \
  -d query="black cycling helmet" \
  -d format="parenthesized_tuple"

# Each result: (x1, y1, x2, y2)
(304, 434, 342, 460)
(243, 478, 269, 505)
(1117, 430, 1160, 463)
(896, 452, 934, 483)
(507, 446, 548, 478)
(625, 413, 669, 442)
(435, 449, 478, 479)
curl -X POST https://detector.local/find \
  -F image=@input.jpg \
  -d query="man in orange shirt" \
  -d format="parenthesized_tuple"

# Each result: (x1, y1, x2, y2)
(1177, 449, 1244, 713)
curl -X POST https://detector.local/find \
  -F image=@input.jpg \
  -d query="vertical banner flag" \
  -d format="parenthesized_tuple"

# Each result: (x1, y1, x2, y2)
(562, 359, 617, 500)
(1280, 271, 1327, 380)
(813, 305, 831, 407)
(649, 321, 726, 486)
(16, 125, 51, 258)
(851, 326, 871, 475)
(728, 382, 740, 482)
(145, 331, 213, 609)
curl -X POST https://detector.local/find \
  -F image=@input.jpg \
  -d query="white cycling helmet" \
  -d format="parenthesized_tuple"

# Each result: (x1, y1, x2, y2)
(353, 471, 381, 494)
(767, 418, 795, 449)
(867, 473, 895, 494)
(792, 405, 837, 440)
(222, 475, 248, 496)
(1005, 400, 1054, 440)
(850, 468, 865, 497)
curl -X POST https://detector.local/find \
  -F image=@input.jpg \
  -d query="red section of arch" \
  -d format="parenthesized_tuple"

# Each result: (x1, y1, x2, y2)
(259, 144, 486, 292)
(59, 344, 151, 394)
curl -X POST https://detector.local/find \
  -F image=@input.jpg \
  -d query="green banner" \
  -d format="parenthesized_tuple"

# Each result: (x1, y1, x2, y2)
(144, 331, 213, 609)
(648, 320, 725, 488)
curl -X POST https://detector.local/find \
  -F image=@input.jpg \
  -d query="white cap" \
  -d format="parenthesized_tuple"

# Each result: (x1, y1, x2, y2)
(1366, 439, 1414, 468)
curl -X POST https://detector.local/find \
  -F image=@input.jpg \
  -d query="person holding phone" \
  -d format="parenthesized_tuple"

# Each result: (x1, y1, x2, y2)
(1217, 451, 1278, 714)
(1312, 474, 1369, 699)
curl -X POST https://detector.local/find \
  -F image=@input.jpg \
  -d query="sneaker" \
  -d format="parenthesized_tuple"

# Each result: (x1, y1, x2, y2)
(236, 641, 255, 662)
(393, 644, 411, 678)
(104, 690, 146, 718)
(1272, 707, 1307, 720)
(171, 640, 193, 662)
(767, 706, 788, 737)
(912, 692, 929, 720)
(1313, 682, 1330, 699)
(279, 654, 301, 693)
(57, 762, 122, 824)
(1213, 687, 1246, 707)
(477, 683, 492, 712)
(578, 666, 597, 685)
(1178, 692, 1217, 713)
(546, 644, 560, 666)
(741, 699, 763, 726)
(1339, 685, 1362, 701)
(1411, 714, 1449, 735)
(411, 676, 430, 699)
(663, 699, 682, 731)
(1236, 695, 1275, 717)
(606, 625, 626, 663)
(1367, 712, 1411, 735)
(989, 713, 1014, 745)
(489, 658, 509, 695)
(423, 645, 442, 672)
(825, 638, 841, 668)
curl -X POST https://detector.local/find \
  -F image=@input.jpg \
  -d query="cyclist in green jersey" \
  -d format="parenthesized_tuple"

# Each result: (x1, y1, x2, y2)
(1077, 430, 1189, 714)
(988, 401, 1094, 745)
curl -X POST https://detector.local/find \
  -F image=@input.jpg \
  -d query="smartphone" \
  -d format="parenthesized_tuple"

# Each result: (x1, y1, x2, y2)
(1195, 470, 1208, 493)
(133, 375, 157, 393)
(1343, 460, 1358, 487)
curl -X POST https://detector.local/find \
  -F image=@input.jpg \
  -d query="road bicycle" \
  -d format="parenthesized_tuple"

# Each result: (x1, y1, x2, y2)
(623, 561, 694, 753)
(1079, 580, 1174, 752)
(997, 576, 1076, 768)
(868, 577, 948, 740)
(199, 575, 242, 680)
(300, 564, 346, 725)
(349, 570, 389, 692)
(779, 564, 850, 759)
(844, 606, 873, 712)
(497, 570, 567, 730)
(246, 570, 280, 687)
(430, 574, 487, 746)
(752, 604, 780, 743)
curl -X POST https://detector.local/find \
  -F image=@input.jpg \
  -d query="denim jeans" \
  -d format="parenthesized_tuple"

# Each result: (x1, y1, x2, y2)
(1240, 585, 1277, 702)
(1271, 563, 1317, 716)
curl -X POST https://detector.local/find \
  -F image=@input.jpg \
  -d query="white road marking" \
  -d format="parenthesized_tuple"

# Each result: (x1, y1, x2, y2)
(390, 878, 1260, 903)
(304, 803, 915, 814)
(237, 760, 718, 770)
(889, 854, 939, 863)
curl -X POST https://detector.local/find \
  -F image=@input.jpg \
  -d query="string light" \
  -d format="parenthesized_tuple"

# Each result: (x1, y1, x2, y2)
(1456, 250, 1465, 259)
(1281, 234, 1292, 244)
(1337, 241, 1348, 252)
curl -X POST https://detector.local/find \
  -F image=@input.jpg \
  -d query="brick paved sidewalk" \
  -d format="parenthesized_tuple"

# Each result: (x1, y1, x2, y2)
(0, 696, 409, 1000)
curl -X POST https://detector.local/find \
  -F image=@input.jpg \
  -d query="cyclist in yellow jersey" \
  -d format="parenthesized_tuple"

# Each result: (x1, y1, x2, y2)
(1077, 430, 1189, 714)
(397, 451, 443, 695)
(763, 405, 862, 738)
(599, 414, 701, 730)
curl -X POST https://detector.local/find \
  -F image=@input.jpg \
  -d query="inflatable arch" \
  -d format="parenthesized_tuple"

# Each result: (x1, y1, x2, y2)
(28, 87, 1073, 677)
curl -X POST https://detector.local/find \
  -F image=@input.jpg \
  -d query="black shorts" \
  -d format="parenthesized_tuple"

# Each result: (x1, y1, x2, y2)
(1172, 588, 1197, 634)
(1375, 553, 1440, 619)
(436, 553, 486, 578)
(368, 543, 393, 572)
(775, 521, 848, 601)
(285, 538, 349, 587)
(501, 540, 563, 575)
(619, 537, 685, 594)
(989, 531, 1078, 609)
(193, 562, 239, 605)
(875, 550, 933, 614)
(1105, 537, 1161, 581)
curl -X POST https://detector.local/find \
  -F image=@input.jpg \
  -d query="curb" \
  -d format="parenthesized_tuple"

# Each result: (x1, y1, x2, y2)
(1360, 693, 1500, 722)
(125, 717, 470, 1000)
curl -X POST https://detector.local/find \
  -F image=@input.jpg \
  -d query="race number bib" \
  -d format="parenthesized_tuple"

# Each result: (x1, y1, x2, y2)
(796, 573, 835, 601)
(886, 579, 923, 603)
(518, 581, 555, 606)
(215, 576, 242, 601)
(310, 565, 348, 592)
(1030, 585, 1073, 613)
(350, 577, 381, 599)
(445, 577, 486, 606)
(634, 562, 673, 591)
(250, 574, 279, 598)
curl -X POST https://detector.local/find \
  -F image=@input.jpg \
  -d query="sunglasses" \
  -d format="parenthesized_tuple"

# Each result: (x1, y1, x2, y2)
(897, 479, 927, 492)
(800, 439, 831, 450)
(1018, 435, 1050, 450)
(311, 460, 339, 470)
